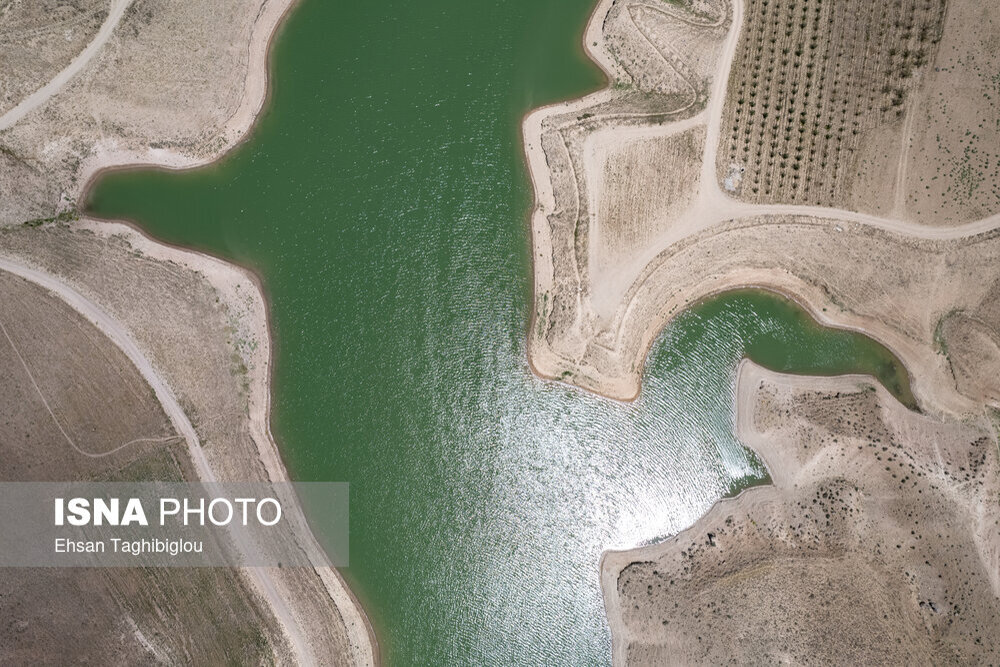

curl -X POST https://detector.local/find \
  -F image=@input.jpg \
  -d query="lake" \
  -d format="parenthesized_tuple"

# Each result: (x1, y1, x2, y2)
(86, 0, 911, 662)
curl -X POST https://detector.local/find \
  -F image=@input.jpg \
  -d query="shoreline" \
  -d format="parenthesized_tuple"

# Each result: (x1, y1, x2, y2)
(518, 0, 919, 410)
(597, 360, 792, 662)
(67, 0, 381, 662)
(519, 0, 612, 402)
(598, 361, 884, 663)
(599, 360, 1000, 663)
(528, 273, 922, 409)
(518, 0, 996, 418)
(630, 281, 919, 409)
(519, 0, 733, 403)
(521, 0, 999, 658)
(73, 217, 380, 665)
(519, 0, 623, 385)
(607, 249, 971, 414)
(595, 361, 801, 662)
(73, 0, 294, 205)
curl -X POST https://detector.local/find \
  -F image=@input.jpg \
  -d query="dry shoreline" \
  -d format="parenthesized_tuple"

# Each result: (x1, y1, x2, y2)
(601, 361, 1000, 663)
(521, 0, 1000, 415)
(73, 218, 380, 665)
(596, 360, 791, 659)
(41, 0, 1000, 660)
(606, 241, 980, 415)
(520, 0, 611, 400)
(73, 0, 297, 203)
(525, 0, 1000, 660)
(520, 0, 657, 402)
(518, 0, 612, 392)
(60, 0, 381, 662)
(596, 361, 800, 662)
(529, 273, 921, 409)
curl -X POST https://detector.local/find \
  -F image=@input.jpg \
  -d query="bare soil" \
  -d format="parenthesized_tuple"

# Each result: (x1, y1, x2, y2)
(0, 0, 107, 116)
(0, 0, 287, 225)
(590, 125, 704, 301)
(718, 0, 947, 208)
(526, 0, 1000, 418)
(0, 0, 375, 660)
(602, 363, 1000, 665)
(900, 0, 1000, 224)
(0, 269, 288, 665)
(0, 220, 370, 664)
(525, 2, 1000, 660)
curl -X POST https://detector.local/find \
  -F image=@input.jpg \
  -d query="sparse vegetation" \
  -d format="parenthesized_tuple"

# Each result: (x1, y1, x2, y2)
(933, 309, 962, 356)
(721, 0, 947, 205)
(0, 272, 283, 664)
(22, 208, 79, 227)
(608, 368, 1000, 663)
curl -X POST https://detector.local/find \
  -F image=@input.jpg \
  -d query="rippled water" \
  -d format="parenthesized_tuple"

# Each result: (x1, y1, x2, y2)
(86, 0, 911, 663)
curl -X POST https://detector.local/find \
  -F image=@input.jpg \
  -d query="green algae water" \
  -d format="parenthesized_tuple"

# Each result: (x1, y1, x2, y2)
(86, 0, 913, 663)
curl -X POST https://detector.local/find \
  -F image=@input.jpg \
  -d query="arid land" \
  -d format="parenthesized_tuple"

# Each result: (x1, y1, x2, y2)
(524, 0, 1000, 663)
(527, 0, 1000, 406)
(0, 268, 292, 664)
(603, 362, 1000, 664)
(3, 0, 1000, 663)
(0, 0, 374, 664)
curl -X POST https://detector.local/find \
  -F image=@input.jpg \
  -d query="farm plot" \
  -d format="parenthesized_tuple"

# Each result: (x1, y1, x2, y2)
(591, 126, 704, 280)
(719, 0, 947, 206)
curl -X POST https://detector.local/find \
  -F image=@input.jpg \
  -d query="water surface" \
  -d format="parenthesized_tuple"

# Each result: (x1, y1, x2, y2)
(87, 1, 911, 662)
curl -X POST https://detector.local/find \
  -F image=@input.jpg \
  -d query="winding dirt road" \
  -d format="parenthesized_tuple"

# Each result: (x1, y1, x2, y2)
(593, 0, 1000, 315)
(0, 0, 133, 132)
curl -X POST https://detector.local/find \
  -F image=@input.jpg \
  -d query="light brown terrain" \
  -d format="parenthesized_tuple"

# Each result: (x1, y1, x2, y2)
(718, 0, 948, 209)
(526, 0, 1000, 407)
(900, 1, 1000, 223)
(570, 213, 1000, 416)
(0, 269, 289, 664)
(603, 363, 1000, 664)
(524, 0, 1000, 663)
(0, 0, 375, 664)
(0, 221, 375, 665)
(3, 0, 999, 662)
(0, 0, 291, 224)
(0, 0, 107, 116)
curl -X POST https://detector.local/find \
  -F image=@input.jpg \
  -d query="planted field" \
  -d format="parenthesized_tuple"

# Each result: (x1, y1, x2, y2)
(719, 0, 947, 205)
(593, 127, 703, 276)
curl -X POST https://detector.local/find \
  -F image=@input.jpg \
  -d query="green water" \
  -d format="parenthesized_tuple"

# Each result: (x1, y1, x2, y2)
(85, 0, 913, 663)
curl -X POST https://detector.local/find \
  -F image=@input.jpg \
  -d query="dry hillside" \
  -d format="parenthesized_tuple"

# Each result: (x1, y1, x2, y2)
(0, 269, 288, 664)
(603, 364, 1000, 665)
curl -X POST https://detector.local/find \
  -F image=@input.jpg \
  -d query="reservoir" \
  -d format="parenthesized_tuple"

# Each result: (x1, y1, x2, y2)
(86, 0, 913, 663)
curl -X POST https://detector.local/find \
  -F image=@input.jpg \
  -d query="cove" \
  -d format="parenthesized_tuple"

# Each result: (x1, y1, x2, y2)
(85, 0, 913, 663)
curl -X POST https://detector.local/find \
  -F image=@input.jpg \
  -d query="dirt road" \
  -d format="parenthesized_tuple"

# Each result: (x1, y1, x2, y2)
(593, 0, 1000, 314)
(0, 256, 312, 664)
(0, 0, 133, 132)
